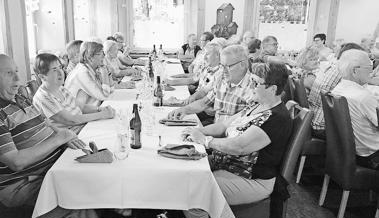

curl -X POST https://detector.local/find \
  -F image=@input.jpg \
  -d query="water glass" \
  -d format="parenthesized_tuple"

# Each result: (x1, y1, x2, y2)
(114, 133, 129, 160)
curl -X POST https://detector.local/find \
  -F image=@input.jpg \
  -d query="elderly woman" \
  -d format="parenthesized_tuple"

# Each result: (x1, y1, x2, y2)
(181, 62, 293, 218)
(65, 41, 114, 107)
(33, 53, 115, 133)
(113, 32, 145, 66)
(178, 34, 201, 73)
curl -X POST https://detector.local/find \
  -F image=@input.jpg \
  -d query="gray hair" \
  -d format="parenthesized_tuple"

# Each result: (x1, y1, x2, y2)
(262, 36, 278, 44)
(103, 40, 117, 55)
(221, 44, 248, 61)
(204, 43, 222, 56)
(337, 49, 370, 79)
(113, 32, 124, 41)
(80, 41, 103, 64)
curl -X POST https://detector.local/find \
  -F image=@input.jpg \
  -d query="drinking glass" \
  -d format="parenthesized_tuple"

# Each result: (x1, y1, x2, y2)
(114, 109, 130, 160)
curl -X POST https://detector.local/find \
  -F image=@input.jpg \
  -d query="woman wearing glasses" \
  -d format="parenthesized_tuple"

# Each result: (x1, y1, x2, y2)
(33, 53, 115, 133)
(182, 62, 293, 218)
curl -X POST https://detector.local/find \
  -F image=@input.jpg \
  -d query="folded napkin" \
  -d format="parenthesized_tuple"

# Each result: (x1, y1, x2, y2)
(75, 141, 113, 163)
(158, 144, 207, 160)
(170, 74, 189, 78)
(164, 85, 175, 91)
(159, 118, 198, 126)
(131, 76, 143, 81)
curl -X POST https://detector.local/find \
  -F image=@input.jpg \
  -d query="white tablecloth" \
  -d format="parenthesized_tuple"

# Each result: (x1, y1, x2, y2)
(32, 62, 234, 218)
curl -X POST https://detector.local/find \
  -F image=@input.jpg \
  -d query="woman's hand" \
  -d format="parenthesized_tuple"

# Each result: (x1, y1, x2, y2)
(100, 106, 116, 119)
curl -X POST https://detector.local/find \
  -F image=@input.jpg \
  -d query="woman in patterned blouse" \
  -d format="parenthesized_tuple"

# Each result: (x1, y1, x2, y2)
(182, 62, 293, 218)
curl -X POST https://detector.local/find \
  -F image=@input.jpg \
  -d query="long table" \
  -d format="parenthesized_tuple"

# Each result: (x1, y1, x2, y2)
(32, 60, 235, 218)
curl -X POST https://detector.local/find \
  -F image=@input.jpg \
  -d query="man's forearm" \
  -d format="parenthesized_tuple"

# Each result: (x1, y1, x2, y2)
(199, 122, 226, 137)
(183, 98, 209, 115)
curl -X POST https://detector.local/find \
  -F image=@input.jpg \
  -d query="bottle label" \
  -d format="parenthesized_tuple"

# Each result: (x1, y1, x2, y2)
(130, 129, 135, 146)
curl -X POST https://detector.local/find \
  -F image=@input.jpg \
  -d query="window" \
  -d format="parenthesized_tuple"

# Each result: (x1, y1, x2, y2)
(25, 0, 66, 56)
(258, 0, 310, 51)
(73, 0, 90, 40)
(0, 12, 4, 54)
(133, 0, 184, 49)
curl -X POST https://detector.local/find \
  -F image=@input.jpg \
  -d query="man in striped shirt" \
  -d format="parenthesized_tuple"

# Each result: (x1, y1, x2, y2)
(0, 55, 85, 211)
(168, 45, 256, 123)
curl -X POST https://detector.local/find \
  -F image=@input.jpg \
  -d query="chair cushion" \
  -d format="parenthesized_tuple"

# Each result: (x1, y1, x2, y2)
(230, 198, 270, 218)
(351, 166, 379, 192)
(301, 138, 326, 155)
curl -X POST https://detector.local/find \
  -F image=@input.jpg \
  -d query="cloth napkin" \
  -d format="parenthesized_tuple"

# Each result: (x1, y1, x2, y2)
(159, 118, 198, 126)
(158, 144, 207, 160)
(162, 97, 184, 107)
(75, 142, 114, 163)
(164, 85, 175, 91)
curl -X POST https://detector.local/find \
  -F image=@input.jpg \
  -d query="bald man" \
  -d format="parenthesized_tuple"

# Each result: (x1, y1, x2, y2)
(331, 49, 379, 169)
(0, 55, 89, 216)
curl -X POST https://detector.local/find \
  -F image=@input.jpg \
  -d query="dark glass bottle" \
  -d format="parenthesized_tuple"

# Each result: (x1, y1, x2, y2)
(148, 56, 154, 81)
(152, 44, 157, 58)
(130, 104, 142, 149)
(153, 76, 163, 107)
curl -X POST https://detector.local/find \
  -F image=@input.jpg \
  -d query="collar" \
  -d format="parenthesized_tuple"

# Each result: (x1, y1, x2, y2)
(0, 95, 30, 111)
(339, 79, 366, 90)
(229, 71, 252, 88)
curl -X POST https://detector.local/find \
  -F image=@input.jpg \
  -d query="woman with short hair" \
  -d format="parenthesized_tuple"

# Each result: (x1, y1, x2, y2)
(33, 53, 115, 133)
(182, 62, 293, 218)
(65, 41, 114, 107)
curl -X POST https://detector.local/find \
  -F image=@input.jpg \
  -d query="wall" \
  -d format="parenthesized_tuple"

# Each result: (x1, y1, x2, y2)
(335, 0, 379, 43)
(204, 0, 245, 36)
(95, 0, 112, 40)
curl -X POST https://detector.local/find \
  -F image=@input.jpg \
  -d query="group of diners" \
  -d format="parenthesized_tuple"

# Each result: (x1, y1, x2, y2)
(1, 22, 379, 218)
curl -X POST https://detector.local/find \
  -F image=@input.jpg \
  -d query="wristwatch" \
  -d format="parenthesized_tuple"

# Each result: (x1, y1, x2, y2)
(204, 136, 214, 149)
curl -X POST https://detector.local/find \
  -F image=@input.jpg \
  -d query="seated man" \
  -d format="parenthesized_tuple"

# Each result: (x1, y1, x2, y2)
(250, 36, 296, 67)
(0, 54, 90, 217)
(181, 62, 293, 218)
(168, 45, 256, 123)
(178, 34, 201, 73)
(66, 40, 83, 74)
(308, 43, 364, 139)
(241, 31, 255, 48)
(331, 49, 379, 169)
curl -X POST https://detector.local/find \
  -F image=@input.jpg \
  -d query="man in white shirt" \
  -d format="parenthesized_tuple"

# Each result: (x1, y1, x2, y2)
(331, 49, 379, 168)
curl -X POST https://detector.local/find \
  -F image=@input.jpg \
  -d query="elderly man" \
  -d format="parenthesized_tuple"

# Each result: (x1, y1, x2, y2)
(113, 32, 144, 67)
(188, 31, 214, 75)
(241, 31, 255, 47)
(250, 36, 295, 67)
(168, 45, 255, 123)
(0, 55, 94, 217)
(178, 34, 201, 73)
(331, 49, 379, 169)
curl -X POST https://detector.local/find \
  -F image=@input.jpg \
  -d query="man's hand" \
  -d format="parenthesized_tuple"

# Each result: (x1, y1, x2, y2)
(167, 108, 186, 120)
(182, 128, 206, 145)
(54, 129, 77, 146)
(67, 138, 87, 150)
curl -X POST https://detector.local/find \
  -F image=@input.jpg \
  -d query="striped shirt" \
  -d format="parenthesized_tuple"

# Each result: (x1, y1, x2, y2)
(33, 86, 83, 132)
(196, 65, 223, 92)
(0, 95, 64, 187)
(205, 72, 256, 122)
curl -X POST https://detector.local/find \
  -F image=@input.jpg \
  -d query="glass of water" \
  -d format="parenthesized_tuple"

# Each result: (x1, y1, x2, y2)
(114, 109, 130, 160)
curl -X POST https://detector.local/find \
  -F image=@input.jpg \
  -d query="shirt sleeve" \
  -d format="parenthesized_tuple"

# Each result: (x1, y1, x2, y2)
(360, 93, 379, 127)
(33, 92, 64, 119)
(0, 120, 16, 155)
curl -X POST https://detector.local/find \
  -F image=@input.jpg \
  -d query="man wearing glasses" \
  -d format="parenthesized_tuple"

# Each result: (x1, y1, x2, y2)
(331, 49, 379, 170)
(168, 45, 256, 123)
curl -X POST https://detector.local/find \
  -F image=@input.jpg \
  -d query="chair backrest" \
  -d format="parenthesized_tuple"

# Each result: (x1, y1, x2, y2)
(18, 85, 31, 100)
(281, 100, 313, 181)
(320, 91, 356, 189)
(293, 77, 309, 108)
(26, 80, 40, 98)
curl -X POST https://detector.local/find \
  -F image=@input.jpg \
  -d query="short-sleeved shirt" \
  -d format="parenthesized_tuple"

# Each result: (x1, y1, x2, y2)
(308, 64, 341, 130)
(196, 65, 223, 92)
(33, 86, 83, 132)
(0, 95, 64, 187)
(332, 79, 379, 156)
(211, 102, 293, 179)
(205, 72, 256, 122)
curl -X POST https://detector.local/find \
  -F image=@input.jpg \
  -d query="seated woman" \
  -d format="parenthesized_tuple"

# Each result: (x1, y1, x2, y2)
(178, 34, 201, 73)
(33, 53, 115, 133)
(181, 62, 293, 218)
(103, 40, 136, 89)
(65, 41, 113, 107)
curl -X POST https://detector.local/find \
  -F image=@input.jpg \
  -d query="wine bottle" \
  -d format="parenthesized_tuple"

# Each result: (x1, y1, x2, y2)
(130, 104, 142, 149)
(153, 76, 163, 107)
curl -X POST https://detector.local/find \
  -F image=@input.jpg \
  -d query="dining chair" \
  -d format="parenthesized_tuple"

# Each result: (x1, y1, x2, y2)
(26, 80, 40, 98)
(18, 85, 31, 100)
(231, 101, 313, 218)
(292, 77, 326, 184)
(318, 91, 379, 218)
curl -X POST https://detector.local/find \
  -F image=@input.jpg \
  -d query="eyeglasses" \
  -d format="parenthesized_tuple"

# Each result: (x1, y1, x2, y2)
(353, 65, 373, 73)
(265, 42, 278, 46)
(49, 65, 64, 72)
(94, 51, 105, 56)
(222, 59, 246, 71)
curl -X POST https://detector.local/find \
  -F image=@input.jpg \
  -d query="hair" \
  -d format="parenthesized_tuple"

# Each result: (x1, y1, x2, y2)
(247, 39, 261, 53)
(34, 53, 61, 76)
(103, 40, 117, 55)
(336, 42, 364, 60)
(113, 32, 124, 41)
(313, 33, 326, 44)
(187, 33, 196, 41)
(66, 40, 83, 60)
(202, 32, 214, 42)
(204, 43, 222, 56)
(221, 44, 248, 62)
(252, 62, 289, 95)
(79, 41, 103, 64)
(262, 36, 277, 44)
(338, 49, 370, 79)
(211, 37, 228, 48)
(106, 36, 117, 41)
